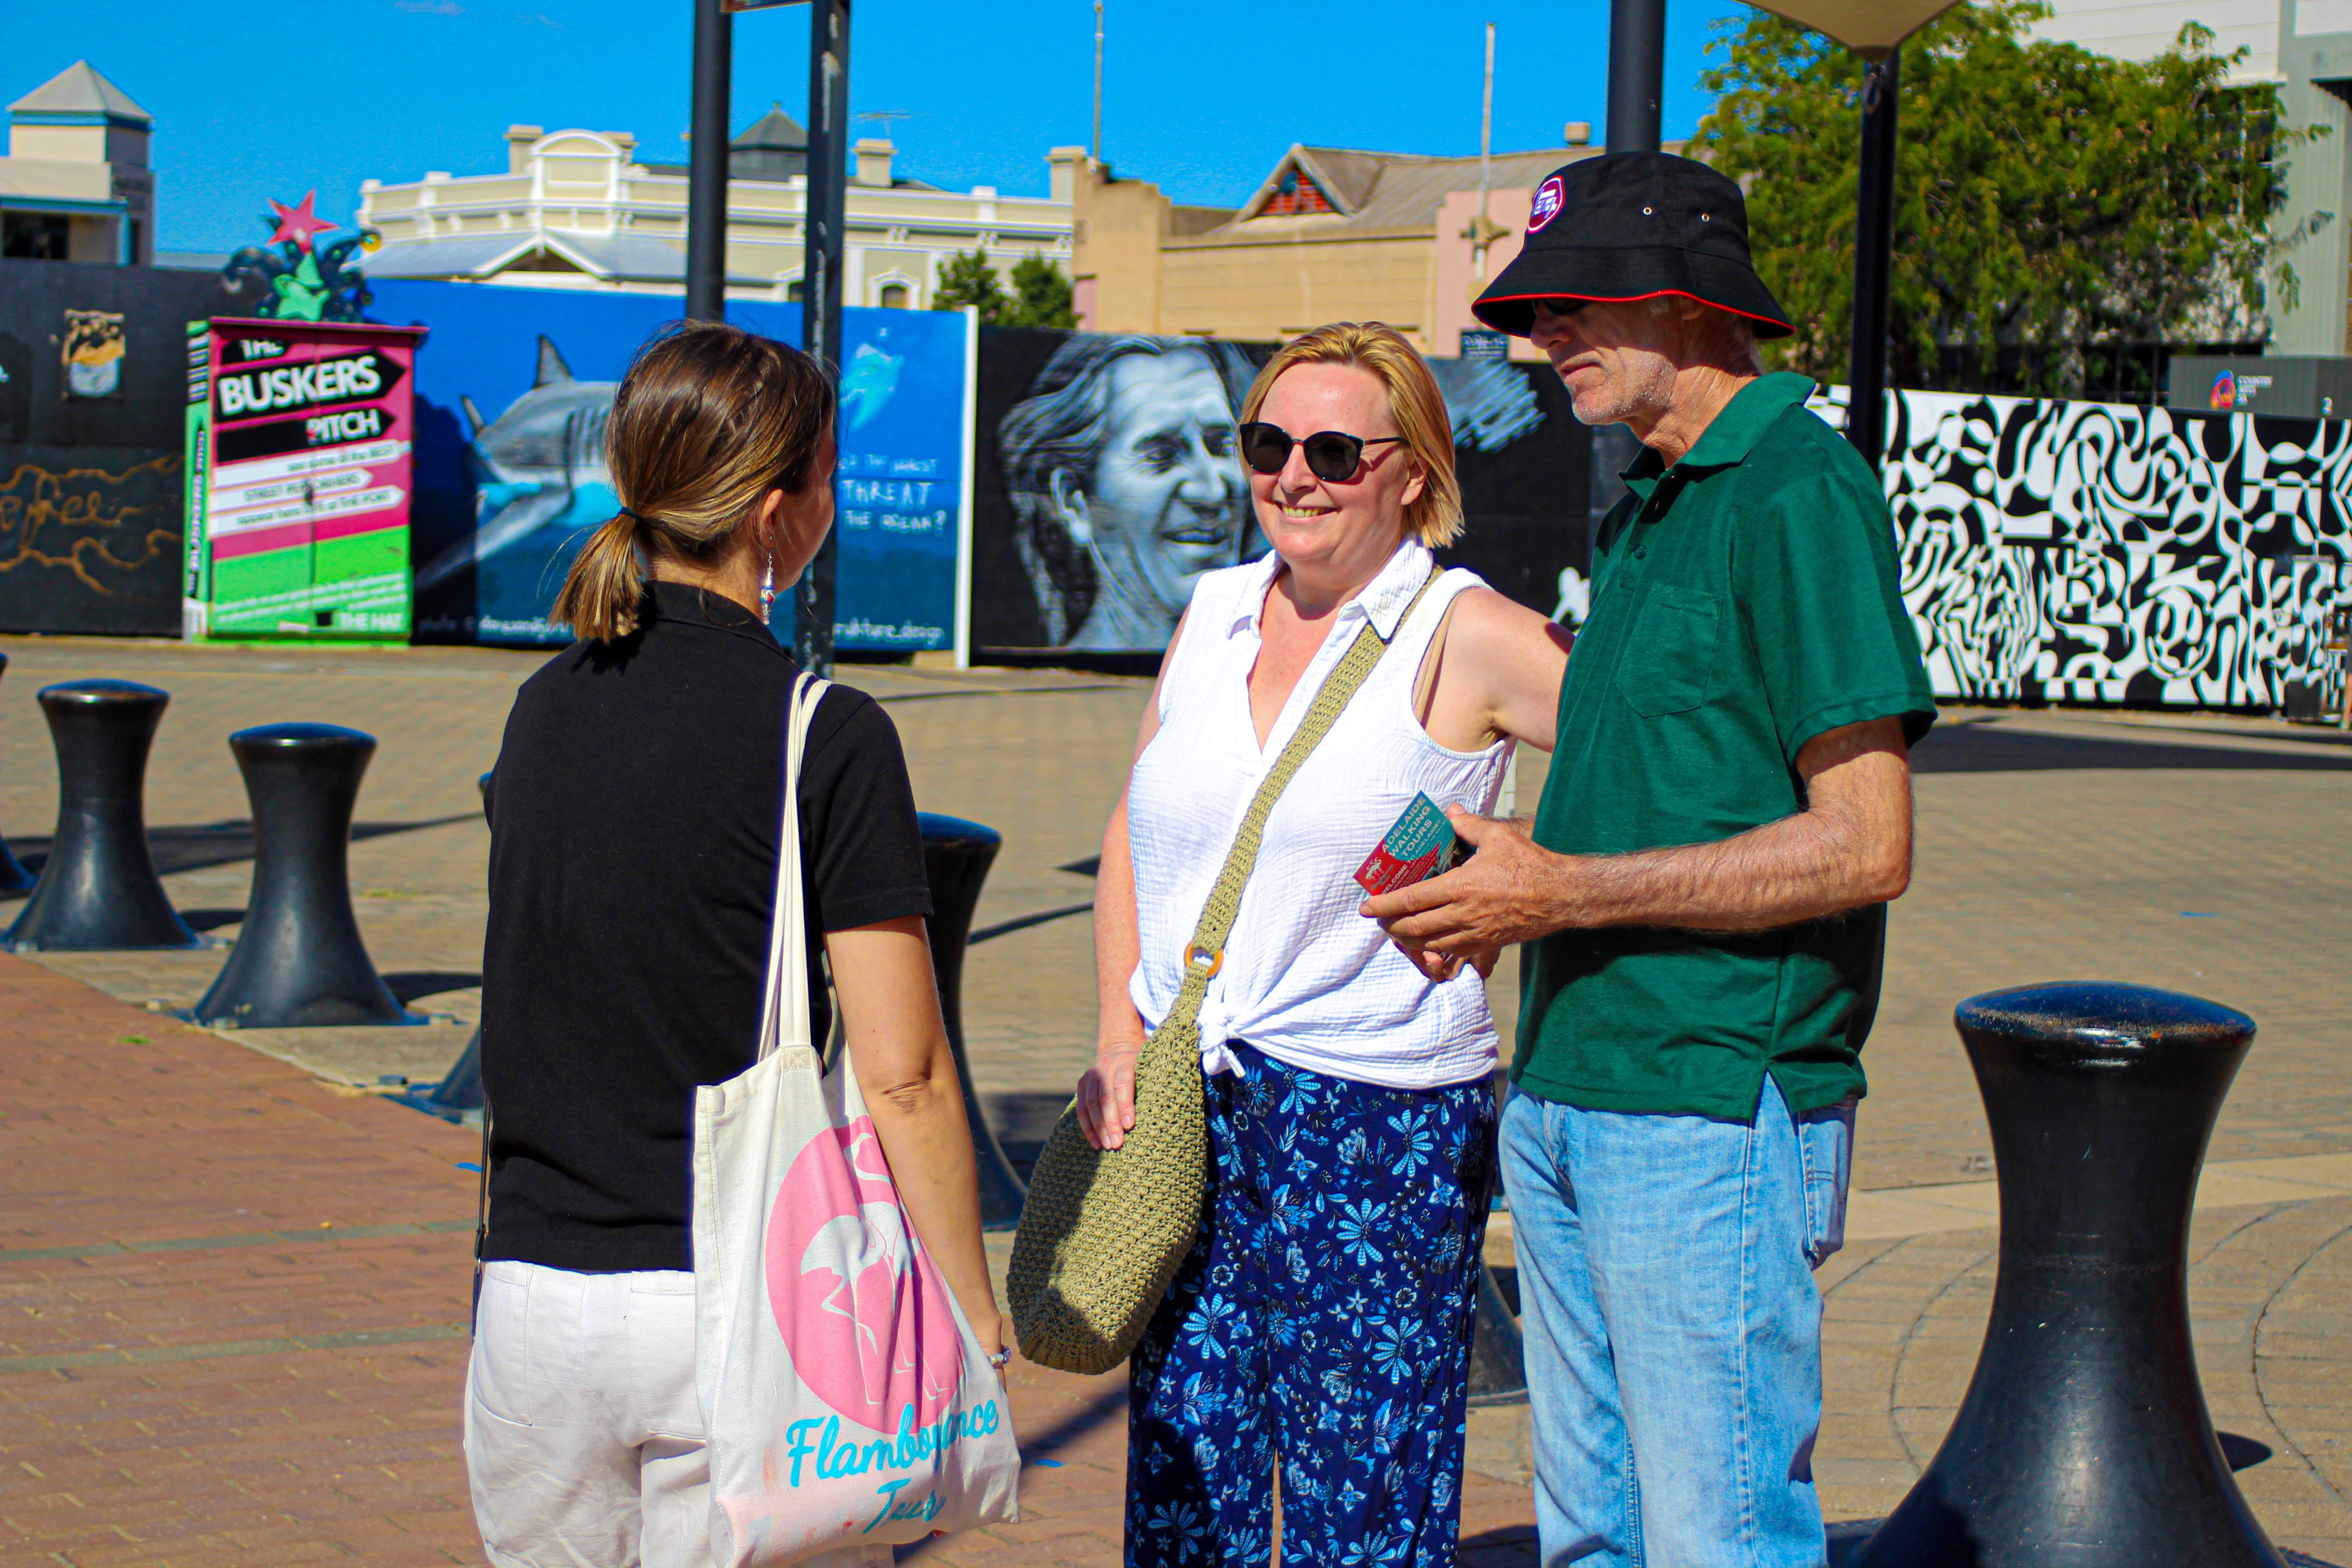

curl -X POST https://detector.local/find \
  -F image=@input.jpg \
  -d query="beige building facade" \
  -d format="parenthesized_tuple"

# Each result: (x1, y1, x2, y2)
(1072, 141, 1602, 358)
(0, 61, 154, 266)
(358, 112, 1079, 307)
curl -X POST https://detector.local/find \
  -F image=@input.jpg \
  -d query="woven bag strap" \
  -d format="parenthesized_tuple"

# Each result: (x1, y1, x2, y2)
(1157, 564, 1443, 1035)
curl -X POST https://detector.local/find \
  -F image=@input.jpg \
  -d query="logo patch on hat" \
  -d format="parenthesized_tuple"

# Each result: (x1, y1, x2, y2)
(1529, 176, 1566, 233)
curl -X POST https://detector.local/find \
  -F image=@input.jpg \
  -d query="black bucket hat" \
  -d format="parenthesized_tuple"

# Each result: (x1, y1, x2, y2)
(1472, 151, 1792, 340)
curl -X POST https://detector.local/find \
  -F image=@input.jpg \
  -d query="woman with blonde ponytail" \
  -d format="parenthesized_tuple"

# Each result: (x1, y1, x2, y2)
(469, 321, 1000, 1568)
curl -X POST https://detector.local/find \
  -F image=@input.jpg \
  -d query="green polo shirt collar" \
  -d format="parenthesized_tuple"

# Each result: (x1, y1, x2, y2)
(1622, 372, 1819, 501)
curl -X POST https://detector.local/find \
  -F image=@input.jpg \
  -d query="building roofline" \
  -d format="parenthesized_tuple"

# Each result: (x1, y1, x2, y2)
(9, 60, 152, 124)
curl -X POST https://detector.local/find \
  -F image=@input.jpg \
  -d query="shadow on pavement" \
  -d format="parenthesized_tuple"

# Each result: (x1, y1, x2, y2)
(1458, 1523, 1538, 1564)
(382, 971, 483, 1006)
(1914, 724, 2352, 774)
(892, 1379, 1129, 1562)
(0, 813, 482, 897)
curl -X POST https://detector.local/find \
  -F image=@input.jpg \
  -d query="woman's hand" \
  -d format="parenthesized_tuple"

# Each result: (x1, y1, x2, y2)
(1075, 1042, 1142, 1150)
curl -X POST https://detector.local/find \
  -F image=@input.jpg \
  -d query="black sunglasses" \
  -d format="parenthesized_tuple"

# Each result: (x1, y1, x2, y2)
(1237, 421, 1405, 484)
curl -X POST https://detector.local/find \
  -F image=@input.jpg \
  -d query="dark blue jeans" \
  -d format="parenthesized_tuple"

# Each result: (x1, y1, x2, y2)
(1126, 1042, 1498, 1568)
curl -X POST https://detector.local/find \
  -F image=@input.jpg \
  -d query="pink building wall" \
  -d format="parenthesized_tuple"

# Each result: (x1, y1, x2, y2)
(1432, 187, 1549, 363)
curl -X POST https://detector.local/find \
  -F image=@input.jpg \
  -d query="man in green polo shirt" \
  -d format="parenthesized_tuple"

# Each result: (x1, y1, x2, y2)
(1365, 152, 1934, 1568)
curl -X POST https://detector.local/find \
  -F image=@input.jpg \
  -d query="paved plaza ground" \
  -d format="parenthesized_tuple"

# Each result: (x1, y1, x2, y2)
(0, 632, 2347, 1565)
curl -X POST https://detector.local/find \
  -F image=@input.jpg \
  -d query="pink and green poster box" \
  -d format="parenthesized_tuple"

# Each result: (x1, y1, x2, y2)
(182, 318, 428, 641)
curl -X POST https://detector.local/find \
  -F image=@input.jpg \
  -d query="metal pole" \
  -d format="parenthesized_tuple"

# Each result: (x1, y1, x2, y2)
(1846, 48, 1900, 471)
(796, 0, 849, 678)
(1092, 0, 1105, 165)
(1605, 0, 1664, 154)
(685, 0, 732, 323)
(1475, 21, 1495, 284)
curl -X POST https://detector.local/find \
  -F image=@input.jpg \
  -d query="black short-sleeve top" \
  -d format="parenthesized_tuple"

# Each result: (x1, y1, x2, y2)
(480, 579, 932, 1274)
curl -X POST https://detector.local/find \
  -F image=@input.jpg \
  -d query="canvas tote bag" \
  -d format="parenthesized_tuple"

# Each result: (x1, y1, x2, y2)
(693, 671, 1020, 1567)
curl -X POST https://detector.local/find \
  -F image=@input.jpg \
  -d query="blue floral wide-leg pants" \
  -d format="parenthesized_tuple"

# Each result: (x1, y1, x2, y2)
(1126, 1041, 1498, 1568)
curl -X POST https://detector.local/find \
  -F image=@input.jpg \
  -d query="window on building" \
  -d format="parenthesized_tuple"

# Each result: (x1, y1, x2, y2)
(1262, 169, 1333, 216)
(128, 218, 143, 265)
(2, 213, 70, 260)
(786, 278, 806, 302)
(879, 283, 910, 309)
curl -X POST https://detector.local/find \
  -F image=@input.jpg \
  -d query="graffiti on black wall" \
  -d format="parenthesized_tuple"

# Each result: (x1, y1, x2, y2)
(0, 449, 182, 632)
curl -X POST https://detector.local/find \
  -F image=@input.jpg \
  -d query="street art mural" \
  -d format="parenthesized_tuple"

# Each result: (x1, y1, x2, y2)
(368, 280, 969, 650)
(0, 451, 182, 632)
(411, 336, 617, 639)
(1816, 387, 2352, 708)
(60, 310, 126, 399)
(970, 328, 1590, 655)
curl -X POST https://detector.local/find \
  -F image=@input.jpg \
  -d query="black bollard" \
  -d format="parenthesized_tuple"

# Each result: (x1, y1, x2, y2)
(1468, 1070, 1528, 1405)
(1465, 1261, 1528, 1406)
(187, 724, 420, 1029)
(916, 812, 1028, 1230)
(0, 654, 34, 894)
(409, 1030, 484, 1124)
(8, 681, 196, 950)
(1852, 982, 2282, 1568)
(404, 772, 495, 1123)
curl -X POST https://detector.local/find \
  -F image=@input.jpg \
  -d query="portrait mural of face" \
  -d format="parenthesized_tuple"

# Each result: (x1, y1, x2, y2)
(971, 326, 1592, 656)
(995, 334, 1259, 649)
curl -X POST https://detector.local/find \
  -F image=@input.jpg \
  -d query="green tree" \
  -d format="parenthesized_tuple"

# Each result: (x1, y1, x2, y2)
(1690, 0, 2310, 391)
(931, 248, 1009, 320)
(1002, 252, 1078, 329)
(930, 248, 1076, 328)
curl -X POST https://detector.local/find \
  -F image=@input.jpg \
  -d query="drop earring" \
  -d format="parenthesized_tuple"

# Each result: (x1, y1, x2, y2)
(760, 553, 776, 617)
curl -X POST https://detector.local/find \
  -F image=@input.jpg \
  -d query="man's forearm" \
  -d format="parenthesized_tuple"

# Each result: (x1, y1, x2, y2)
(1534, 798, 1906, 933)
(1367, 720, 1913, 956)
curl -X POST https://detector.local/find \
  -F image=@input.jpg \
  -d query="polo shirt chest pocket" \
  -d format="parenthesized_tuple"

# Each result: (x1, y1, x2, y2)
(1613, 584, 1720, 716)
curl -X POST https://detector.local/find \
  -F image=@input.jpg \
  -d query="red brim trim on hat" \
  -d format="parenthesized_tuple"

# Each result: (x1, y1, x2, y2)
(1475, 289, 1792, 333)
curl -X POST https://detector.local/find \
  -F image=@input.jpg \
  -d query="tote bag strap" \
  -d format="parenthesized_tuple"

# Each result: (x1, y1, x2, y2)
(756, 671, 833, 1063)
(1156, 564, 1442, 1039)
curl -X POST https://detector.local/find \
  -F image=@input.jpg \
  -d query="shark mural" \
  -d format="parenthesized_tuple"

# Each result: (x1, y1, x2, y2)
(412, 336, 619, 636)
(366, 280, 970, 650)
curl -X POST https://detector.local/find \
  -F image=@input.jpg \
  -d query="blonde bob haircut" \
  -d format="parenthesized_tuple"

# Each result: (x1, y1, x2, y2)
(1238, 321, 1464, 548)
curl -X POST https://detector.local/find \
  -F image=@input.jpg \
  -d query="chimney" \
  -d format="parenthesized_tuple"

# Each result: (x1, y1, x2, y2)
(1048, 145, 1087, 204)
(506, 124, 544, 173)
(853, 138, 894, 187)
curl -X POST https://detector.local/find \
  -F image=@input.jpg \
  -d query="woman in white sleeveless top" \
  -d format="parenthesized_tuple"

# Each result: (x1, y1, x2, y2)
(1075, 323, 1571, 1568)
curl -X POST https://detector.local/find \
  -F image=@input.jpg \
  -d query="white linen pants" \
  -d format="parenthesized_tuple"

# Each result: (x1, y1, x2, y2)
(465, 1259, 889, 1568)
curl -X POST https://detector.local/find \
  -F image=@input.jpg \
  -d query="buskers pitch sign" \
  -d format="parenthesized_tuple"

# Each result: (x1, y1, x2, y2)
(182, 319, 428, 640)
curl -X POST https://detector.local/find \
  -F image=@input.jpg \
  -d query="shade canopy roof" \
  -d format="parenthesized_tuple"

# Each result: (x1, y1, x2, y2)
(1750, 0, 1966, 56)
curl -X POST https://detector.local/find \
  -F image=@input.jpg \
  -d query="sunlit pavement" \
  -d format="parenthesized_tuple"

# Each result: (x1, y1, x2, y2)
(0, 637, 2346, 1563)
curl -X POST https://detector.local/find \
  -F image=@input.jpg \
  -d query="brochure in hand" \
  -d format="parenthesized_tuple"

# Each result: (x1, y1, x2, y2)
(1354, 792, 1472, 897)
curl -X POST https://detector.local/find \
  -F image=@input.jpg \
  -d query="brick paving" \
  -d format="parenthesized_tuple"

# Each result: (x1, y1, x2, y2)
(1, 637, 2351, 1563)
(0, 951, 482, 1566)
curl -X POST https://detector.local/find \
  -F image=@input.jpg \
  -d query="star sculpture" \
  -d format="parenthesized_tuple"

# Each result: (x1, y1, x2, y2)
(267, 191, 339, 254)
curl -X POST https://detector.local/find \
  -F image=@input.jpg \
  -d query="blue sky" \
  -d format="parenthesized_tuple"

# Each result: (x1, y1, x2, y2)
(12, 0, 1746, 256)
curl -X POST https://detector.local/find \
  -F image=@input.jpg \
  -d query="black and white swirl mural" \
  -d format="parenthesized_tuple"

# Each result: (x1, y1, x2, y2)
(1813, 388, 2349, 709)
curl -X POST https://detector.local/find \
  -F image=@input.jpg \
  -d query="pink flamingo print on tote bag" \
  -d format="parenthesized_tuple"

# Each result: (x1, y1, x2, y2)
(765, 1113, 965, 1431)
